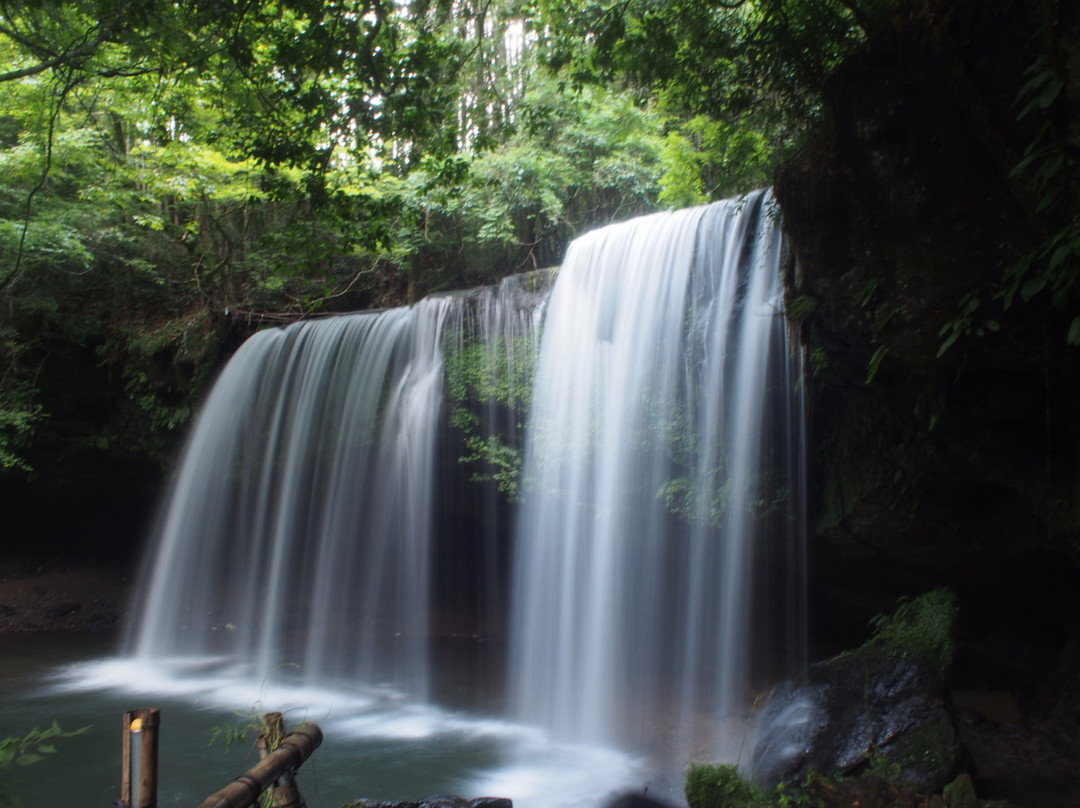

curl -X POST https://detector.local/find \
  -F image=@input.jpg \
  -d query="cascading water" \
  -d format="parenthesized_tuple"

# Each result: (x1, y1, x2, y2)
(509, 190, 805, 760)
(128, 299, 456, 694)
(125, 275, 548, 693)
(95, 191, 802, 805)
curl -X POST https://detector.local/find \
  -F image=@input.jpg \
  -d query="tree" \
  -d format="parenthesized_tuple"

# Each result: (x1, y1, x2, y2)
(0, 0, 844, 472)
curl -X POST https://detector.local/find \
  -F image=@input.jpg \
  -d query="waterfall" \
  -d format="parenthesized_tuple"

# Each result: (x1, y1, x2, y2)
(129, 301, 449, 693)
(123, 191, 804, 769)
(509, 190, 804, 758)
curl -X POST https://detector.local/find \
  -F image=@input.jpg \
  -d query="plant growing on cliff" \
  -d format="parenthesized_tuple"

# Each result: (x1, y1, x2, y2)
(1001, 55, 1080, 346)
(866, 587, 958, 685)
(685, 762, 821, 808)
(0, 374, 42, 471)
(444, 332, 539, 502)
(939, 45, 1079, 356)
(686, 762, 769, 808)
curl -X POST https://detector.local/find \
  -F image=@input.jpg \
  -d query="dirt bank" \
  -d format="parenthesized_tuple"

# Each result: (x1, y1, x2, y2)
(0, 555, 134, 633)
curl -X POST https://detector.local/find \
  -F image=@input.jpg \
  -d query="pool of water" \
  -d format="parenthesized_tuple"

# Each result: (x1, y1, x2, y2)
(0, 634, 659, 808)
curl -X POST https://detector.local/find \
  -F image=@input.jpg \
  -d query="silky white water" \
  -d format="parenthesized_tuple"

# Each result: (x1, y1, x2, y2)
(45, 192, 803, 806)
(128, 301, 452, 695)
(509, 191, 805, 762)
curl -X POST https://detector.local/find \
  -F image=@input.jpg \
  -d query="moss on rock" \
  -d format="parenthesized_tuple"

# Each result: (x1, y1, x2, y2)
(865, 587, 958, 688)
(752, 590, 962, 793)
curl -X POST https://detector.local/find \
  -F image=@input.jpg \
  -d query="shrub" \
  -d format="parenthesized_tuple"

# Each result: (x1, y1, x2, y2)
(685, 762, 768, 808)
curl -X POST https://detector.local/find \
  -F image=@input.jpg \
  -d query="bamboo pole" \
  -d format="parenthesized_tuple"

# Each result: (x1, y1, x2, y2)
(256, 712, 286, 760)
(196, 721, 323, 808)
(256, 713, 306, 808)
(121, 709, 160, 808)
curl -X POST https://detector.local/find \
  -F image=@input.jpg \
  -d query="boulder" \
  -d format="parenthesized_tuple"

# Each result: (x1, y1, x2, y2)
(750, 589, 962, 793)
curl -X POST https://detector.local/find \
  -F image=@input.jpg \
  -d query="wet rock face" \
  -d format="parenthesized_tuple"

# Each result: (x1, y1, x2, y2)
(751, 653, 961, 793)
(751, 590, 962, 793)
(775, 0, 1080, 699)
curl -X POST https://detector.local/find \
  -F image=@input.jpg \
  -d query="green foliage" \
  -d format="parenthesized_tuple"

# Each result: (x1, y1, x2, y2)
(866, 588, 958, 684)
(209, 665, 299, 754)
(686, 762, 769, 808)
(685, 762, 821, 808)
(941, 773, 978, 808)
(539, 0, 871, 175)
(0, 0, 858, 475)
(0, 376, 42, 471)
(880, 717, 958, 789)
(209, 705, 294, 808)
(427, 80, 667, 270)
(940, 46, 1079, 355)
(461, 434, 524, 500)
(936, 291, 1000, 358)
(658, 115, 772, 208)
(96, 309, 224, 449)
(444, 333, 539, 501)
(445, 335, 538, 414)
(0, 722, 89, 807)
(784, 295, 818, 324)
(864, 346, 888, 384)
(769, 780, 818, 808)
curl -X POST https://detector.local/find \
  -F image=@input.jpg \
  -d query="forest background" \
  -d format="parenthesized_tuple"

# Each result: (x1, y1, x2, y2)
(0, 0, 867, 543)
(1, 0, 1077, 603)
(4, 4, 1080, 800)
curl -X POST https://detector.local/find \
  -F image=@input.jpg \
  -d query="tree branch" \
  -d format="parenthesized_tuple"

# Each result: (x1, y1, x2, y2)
(0, 28, 108, 83)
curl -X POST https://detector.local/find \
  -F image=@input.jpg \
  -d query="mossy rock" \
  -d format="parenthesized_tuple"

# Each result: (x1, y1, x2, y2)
(865, 587, 957, 689)
(942, 773, 978, 808)
(750, 589, 962, 792)
(877, 715, 960, 793)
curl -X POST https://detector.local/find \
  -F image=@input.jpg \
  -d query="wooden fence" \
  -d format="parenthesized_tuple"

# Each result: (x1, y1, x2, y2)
(119, 709, 322, 808)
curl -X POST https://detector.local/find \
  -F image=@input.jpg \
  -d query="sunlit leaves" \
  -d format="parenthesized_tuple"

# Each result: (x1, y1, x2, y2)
(658, 114, 771, 208)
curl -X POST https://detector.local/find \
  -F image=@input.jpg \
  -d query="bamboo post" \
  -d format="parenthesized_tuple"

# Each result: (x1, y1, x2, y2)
(256, 713, 306, 808)
(121, 709, 160, 808)
(196, 721, 322, 808)
(257, 712, 286, 760)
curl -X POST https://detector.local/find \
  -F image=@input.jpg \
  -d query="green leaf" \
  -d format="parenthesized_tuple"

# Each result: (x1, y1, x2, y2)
(1035, 188, 1059, 213)
(1021, 275, 1047, 301)
(1037, 77, 1064, 109)
(866, 345, 888, 384)
(1034, 152, 1065, 182)
(1017, 75, 1063, 119)
(1017, 58, 1052, 96)
(1048, 241, 1075, 271)
(1068, 316, 1080, 346)
(937, 329, 960, 358)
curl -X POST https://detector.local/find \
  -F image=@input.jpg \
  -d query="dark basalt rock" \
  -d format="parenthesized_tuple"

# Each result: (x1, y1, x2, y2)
(750, 590, 962, 793)
(751, 653, 960, 792)
(774, 0, 1080, 659)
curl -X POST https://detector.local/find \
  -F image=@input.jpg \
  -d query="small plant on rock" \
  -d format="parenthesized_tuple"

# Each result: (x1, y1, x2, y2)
(685, 762, 769, 808)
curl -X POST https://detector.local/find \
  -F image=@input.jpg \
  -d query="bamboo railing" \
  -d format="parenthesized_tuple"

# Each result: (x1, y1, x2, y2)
(196, 718, 323, 808)
(118, 710, 322, 808)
